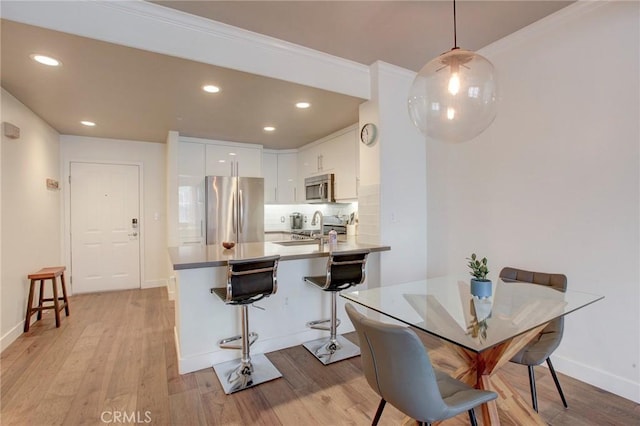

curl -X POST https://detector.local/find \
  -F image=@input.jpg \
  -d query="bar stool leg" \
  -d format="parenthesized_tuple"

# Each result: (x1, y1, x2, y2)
(60, 272, 70, 316)
(240, 305, 251, 366)
(303, 291, 361, 365)
(37, 280, 44, 320)
(24, 279, 36, 332)
(52, 277, 61, 327)
(213, 304, 282, 394)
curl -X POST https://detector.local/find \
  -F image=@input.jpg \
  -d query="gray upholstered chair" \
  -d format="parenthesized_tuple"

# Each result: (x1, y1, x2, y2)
(303, 249, 369, 365)
(499, 266, 568, 412)
(211, 255, 282, 394)
(345, 303, 497, 426)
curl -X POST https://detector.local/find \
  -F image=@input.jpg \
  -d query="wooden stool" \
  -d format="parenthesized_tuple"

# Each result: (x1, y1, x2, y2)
(24, 266, 70, 332)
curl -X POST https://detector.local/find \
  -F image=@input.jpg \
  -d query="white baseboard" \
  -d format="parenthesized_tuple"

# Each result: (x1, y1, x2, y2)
(1, 321, 24, 353)
(142, 279, 167, 289)
(553, 354, 640, 403)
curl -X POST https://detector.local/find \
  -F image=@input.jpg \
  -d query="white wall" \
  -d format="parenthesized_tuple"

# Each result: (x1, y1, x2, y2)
(365, 62, 428, 286)
(1, 89, 62, 350)
(427, 2, 639, 402)
(60, 136, 169, 290)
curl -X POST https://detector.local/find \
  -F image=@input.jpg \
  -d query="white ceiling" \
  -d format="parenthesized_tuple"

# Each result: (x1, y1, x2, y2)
(0, 1, 572, 149)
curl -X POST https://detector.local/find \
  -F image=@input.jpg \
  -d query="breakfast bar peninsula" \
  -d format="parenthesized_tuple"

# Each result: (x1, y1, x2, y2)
(168, 238, 390, 374)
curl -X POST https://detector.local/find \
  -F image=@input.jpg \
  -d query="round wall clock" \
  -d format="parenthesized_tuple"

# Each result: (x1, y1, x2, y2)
(360, 123, 377, 146)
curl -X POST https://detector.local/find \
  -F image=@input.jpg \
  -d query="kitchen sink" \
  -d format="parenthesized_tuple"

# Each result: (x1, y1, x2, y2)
(272, 239, 345, 247)
(272, 239, 320, 246)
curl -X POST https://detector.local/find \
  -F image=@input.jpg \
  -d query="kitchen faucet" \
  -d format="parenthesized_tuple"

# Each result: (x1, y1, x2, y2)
(311, 210, 324, 248)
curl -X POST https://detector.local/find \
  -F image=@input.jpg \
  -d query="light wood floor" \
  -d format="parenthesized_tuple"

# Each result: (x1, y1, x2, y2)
(2, 287, 638, 425)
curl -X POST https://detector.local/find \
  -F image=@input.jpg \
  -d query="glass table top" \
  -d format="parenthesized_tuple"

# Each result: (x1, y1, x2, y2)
(341, 276, 603, 353)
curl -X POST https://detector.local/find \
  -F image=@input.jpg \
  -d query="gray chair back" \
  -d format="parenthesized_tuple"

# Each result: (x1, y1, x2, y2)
(499, 267, 567, 364)
(345, 304, 451, 422)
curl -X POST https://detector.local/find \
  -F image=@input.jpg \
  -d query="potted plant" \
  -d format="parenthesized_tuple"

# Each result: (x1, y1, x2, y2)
(467, 253, 492, 298)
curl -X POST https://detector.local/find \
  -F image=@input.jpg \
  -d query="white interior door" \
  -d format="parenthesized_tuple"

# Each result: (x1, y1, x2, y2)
(70, 162, 141, 293)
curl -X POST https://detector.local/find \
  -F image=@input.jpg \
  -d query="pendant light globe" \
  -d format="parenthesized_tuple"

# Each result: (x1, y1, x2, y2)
(408, 47, 498, 143)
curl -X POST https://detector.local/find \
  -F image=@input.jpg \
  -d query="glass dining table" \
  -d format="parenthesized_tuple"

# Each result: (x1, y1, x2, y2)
(341, 276, 603, 425)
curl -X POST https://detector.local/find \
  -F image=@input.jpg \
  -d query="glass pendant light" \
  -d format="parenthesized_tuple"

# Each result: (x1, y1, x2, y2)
(408, 0, 498, 143)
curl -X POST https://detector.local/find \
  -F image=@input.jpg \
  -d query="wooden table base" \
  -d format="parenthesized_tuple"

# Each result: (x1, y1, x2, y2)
(445, 324, 547, 425)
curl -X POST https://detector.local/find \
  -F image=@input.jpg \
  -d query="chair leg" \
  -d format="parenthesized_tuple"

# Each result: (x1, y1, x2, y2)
(371, 398, 386, 426)
(547, 358, 568, 408)
(528, 365, 538, 413)
(468, 408, 478, 426)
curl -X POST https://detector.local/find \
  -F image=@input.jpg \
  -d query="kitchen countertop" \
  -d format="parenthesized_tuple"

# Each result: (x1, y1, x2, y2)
(168, 238, 390, 270)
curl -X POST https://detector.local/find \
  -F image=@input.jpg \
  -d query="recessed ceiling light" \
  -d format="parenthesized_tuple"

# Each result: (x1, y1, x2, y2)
(296, 102, 311, 109)
(202, 85, 220, 93)
(30, 54, 61, 67)
(228, 152, 237, 156)
(80, 121, 96, 127)
(263, 126, 276, 132)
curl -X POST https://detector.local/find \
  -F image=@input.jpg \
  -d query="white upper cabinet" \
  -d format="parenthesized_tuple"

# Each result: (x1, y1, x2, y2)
(277, 152, 298, 203)
(263, 152, 278, 203)
(205, 143, 262, 177)
(324, 128, 357, 200)
(297, 125, 358, 201)
(263, 151, 298, 204)
(177, 138, 263, 244)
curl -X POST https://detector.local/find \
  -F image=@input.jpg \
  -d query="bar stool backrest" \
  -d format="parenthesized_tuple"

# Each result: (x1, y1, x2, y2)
(224, 255, 280, 305)
(322, 249, 369, 291)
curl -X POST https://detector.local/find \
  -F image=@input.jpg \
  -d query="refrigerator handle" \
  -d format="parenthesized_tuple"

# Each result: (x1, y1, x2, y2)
(232, 191, 237, 234)
(238, 189, 244, 233)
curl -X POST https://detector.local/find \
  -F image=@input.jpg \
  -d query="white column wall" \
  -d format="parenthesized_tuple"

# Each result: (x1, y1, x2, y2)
(1, 89, 62, 350)
(60, 136, 168, 290)
(426, 2, 639, 402)
(374, 63, 428, 285)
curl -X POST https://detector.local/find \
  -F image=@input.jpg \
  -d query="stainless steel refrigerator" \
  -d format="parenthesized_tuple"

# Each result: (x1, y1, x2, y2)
(205, 176, 264, 245)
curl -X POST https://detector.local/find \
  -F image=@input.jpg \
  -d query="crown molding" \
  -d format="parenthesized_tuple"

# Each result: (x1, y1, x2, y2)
(1, 0, 370, 99)
(372, 61, 417, 80)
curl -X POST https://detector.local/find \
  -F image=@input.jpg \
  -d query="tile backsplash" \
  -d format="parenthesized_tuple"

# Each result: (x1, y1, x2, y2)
(265, 203, 358, 232)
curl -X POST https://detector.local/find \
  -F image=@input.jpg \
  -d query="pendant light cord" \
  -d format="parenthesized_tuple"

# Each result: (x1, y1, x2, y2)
(453, 0, 458, 49)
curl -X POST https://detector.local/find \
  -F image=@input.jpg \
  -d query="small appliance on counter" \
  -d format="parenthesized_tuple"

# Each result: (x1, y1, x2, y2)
(290, 212, 303, 230)
(322, 215, 347, 235)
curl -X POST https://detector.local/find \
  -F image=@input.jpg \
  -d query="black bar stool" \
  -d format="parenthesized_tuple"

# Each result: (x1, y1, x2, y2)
(303, 249, 370, 364)
(210, 255, 282, 394)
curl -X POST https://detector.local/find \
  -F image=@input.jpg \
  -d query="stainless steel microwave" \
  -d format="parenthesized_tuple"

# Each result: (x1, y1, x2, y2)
(304, 174, 335, 203)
